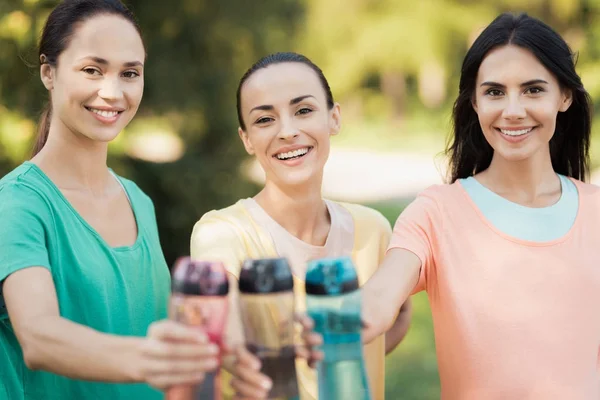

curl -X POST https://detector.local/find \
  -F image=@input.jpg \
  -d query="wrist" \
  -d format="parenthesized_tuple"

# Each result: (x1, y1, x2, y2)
(119, 336, 145, 383)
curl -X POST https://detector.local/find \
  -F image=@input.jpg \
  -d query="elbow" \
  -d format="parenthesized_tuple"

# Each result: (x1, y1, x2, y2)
(22, 343, 43, 371)
(18, 325, 47, 371)
(363, 310, 397, 345)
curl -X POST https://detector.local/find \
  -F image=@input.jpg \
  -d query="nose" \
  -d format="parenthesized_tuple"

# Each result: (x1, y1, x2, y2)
(502, 95, 526, 120)
(98, 76, 124, 101)
(277, 118, 299, 140)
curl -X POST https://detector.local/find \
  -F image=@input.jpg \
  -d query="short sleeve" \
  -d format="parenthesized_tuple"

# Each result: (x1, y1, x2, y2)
(376, 211, 393, 263)
(0, 184, 52, 317)
(387, 189, 442, 294)
(190, 213, 247, 279)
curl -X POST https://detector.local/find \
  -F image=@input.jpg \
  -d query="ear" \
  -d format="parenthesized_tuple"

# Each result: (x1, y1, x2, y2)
(40, 55, 54, 91)
(238, 127, 255, 155)
(329, 103, 342, 136)
(559, 89, 573, 112)
(471, 94, 478, 114)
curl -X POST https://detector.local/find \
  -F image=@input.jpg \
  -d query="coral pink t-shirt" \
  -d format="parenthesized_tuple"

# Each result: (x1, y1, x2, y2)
(388, 179, 600, 399)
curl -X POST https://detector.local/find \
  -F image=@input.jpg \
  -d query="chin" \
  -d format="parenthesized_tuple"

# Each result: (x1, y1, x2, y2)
(88, 128, 123, 143)
(276, 171, 317, 187)
(495, 149, 538, 163)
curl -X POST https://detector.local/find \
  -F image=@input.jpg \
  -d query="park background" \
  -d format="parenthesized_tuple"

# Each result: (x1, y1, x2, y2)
(1, 0, 599, 397)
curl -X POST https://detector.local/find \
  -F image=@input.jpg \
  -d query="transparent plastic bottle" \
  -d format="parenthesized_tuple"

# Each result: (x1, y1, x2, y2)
(305, 256, 371, 400)
(238, 257, 299, 399)
(167, 257, 229, 400)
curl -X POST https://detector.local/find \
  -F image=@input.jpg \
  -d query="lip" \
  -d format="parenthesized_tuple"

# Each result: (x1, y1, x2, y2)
(494, 126, 537, 143)
(84, 106, 124, 125)
(272, 145, 313, 158)
(85, 105, 126, 112)
(495, 126, 536, 132)
(272, 146, 314, 167)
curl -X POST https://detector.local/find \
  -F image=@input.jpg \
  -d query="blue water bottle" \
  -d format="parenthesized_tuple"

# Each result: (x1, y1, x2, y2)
(305, 256, 371, 400)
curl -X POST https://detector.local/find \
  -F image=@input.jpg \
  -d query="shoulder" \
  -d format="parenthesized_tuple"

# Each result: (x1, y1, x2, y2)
(416, 183, 458, 202)
(403, 183, 458, 216)
(0, 164, 52, 215)
(194, 200, 252, 227)
(191, 200, 252, 245)
(571, 178, 600, 197)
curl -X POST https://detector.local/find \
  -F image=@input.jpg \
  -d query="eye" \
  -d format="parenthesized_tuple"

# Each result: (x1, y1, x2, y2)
(296, 107, 313, 115)
(122, 70, 140, 79)
(525, 86, 544, 95)
(485, 89, 503, 97)
(82, 67, 101, 76)
(255, 116, 274, 125)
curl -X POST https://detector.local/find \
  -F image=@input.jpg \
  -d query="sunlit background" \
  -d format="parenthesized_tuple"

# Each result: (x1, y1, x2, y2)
(2, 0, 599, 397)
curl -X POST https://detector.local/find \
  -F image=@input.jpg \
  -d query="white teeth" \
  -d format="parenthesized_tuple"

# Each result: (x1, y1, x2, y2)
(500, 128, 533, 136)
(276, 147, 309, 160)
(88, 108, 119, 118)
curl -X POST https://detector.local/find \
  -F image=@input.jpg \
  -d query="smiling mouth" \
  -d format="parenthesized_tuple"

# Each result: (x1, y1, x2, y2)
(495, 127, 536, 137)
(84, 106, 123, 118)
(273, 146, 313, 161)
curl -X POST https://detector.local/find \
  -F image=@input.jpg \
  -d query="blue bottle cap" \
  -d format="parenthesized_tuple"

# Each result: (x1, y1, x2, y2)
(305, 256, 359, 295)
(238, 257, 294, 294)
(171, 257, 229, 296)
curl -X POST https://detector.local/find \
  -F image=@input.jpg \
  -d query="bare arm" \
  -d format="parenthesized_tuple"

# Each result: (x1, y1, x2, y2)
(4, 267, 219, 388)
(362, 248, 421, 344)
(384, 298, 413, 354)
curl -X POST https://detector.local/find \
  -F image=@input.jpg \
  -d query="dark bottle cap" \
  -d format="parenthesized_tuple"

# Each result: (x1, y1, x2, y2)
(305, 256, 359, 296)
(238, 257, 294, 294)
(171, 257, 229, 296)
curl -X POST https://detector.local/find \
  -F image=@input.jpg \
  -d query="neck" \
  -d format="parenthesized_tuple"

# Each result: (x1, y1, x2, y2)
(478, 147, 560, 203)
(31, 117, 111, 195)
(254, 177, 329, 245)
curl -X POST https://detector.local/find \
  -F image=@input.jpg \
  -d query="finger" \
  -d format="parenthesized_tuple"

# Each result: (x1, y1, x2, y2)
(235, 346, 262, 370)
(231, 376, 271, 399)
(295, 345, 324, 365)
(142, 340, 219, 360)
(147, 320, 208, 343)
(295, 313, 314, 330)
(308, 350, 325, 368)
(302, 332, 323, 347)
(144, 357, 220, 376)
(233, 360, 272, 393)
(148, 371, 206, 391)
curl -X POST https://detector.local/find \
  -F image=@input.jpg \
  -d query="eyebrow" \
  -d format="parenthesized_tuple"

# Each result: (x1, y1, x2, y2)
(250, 95, 316, 114)
(480, 79, 549, 88)
(80, 56, 144, 68)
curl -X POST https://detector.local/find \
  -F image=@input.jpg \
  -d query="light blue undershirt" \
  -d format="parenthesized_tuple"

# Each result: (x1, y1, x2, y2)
(459, 174, 578, 242)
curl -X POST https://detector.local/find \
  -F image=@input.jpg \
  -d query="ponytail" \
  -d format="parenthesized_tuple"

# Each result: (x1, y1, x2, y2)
(32, 103, 51, 157)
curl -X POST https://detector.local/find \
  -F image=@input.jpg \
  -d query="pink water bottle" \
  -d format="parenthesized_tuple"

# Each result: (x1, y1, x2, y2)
(166, 257, 229, 400)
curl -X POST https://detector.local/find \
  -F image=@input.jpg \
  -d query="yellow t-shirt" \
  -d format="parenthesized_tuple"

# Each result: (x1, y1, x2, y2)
(190, 199, 391, 400)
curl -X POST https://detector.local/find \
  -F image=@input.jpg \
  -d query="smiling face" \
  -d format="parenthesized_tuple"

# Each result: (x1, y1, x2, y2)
(237, 62, 341, 188)
(41, 13, 145, 144)
(472, 45, 573, 165)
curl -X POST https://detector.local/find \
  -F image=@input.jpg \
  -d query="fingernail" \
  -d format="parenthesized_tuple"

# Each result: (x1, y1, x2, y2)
(208, 344, 219, 354)
(261, 378, 272, 390)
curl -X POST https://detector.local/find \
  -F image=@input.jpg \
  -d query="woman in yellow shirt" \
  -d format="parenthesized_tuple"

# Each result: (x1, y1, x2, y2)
(190, 52, 411, 400)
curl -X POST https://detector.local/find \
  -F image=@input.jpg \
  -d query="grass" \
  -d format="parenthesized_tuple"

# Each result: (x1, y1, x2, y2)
(366, 200, 440, 400)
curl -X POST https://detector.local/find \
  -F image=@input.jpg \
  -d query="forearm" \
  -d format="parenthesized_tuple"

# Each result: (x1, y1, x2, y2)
(384, 299, 412, 354)
(21, 315, 142, 382)
(362, 249, 420, 344)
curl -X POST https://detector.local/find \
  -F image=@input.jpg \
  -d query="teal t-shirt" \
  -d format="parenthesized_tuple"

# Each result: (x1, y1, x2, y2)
(0, 162, 171, 400)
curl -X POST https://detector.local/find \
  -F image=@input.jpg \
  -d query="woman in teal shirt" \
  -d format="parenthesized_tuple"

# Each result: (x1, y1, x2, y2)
(0, 1, 219, 399)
